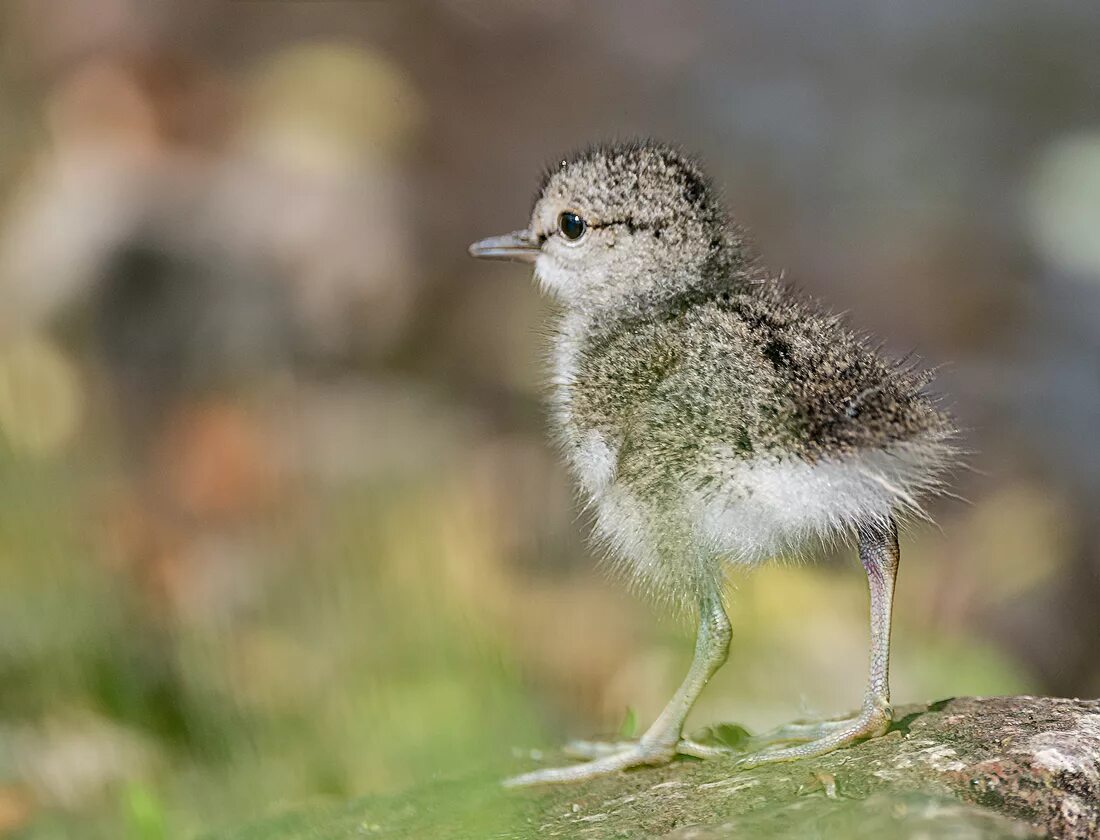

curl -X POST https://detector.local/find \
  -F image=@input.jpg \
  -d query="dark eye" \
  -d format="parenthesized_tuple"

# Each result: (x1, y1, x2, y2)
(558, 211, 587, 241)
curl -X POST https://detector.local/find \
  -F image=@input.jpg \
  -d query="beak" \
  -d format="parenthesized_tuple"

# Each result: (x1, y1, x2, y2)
(468, 230, 540, 263)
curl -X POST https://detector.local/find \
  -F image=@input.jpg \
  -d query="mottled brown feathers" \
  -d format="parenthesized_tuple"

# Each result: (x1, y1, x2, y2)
(520, 140, 957, 597)
(566, 281, 952, 491)
(540, 141, 954, 503)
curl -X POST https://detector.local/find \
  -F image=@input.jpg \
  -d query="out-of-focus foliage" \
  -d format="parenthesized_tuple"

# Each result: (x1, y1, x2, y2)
(0, 2, 1097, 837)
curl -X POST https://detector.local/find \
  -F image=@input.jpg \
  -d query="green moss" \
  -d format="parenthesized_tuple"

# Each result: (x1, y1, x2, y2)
(208, 698, 1095, 840)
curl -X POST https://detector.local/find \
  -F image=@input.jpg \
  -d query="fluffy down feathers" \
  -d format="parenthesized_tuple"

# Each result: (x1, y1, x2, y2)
(535, 142, 956, 606)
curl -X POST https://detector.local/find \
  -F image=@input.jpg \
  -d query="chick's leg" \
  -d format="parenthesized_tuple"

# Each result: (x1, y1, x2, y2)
(737, 518, 899, 768)
(505, 590, 732, 786)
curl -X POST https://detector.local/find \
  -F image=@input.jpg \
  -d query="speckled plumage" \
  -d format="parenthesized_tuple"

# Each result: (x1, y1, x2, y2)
(566, 280, 946, 464)
(469, 140, 958, 785)
(528, 143, 955, 605)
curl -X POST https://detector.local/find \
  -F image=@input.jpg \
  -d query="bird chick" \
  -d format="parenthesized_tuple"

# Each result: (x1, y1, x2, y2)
(469, 141, 956, 786)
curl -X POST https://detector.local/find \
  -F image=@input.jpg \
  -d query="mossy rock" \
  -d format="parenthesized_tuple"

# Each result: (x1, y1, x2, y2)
(208, 697, 1100, 839)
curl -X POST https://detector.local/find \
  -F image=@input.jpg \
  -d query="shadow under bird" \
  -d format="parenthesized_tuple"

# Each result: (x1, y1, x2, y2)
(469, 141, 956, 786)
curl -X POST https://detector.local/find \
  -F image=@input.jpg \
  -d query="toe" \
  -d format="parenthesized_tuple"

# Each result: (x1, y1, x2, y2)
(563, 739, 635, 759)
(503, 744, 675, 787)
(675, 739, 732, 759)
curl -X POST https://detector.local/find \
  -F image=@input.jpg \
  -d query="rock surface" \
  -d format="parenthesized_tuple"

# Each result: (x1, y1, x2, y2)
(211, 696, 1100, 839)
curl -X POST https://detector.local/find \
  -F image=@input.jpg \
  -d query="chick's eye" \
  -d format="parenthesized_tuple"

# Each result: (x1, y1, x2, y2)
(558, 211, 587, 241)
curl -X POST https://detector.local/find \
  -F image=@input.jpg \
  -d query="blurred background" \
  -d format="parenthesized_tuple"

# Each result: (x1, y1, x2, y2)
(0, 1, 1098, 837)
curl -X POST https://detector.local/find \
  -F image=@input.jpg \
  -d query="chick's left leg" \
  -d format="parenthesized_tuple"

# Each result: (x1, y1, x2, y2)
(505, 591, 731, 787)
(736, 518, 900, 768)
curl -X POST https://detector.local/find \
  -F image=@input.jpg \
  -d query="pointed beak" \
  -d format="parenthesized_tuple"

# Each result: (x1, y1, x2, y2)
(468, 230, 540, 263)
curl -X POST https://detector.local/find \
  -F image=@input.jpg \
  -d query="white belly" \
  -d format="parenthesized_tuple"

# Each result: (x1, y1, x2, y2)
(577, 441, 941, 590)
(684, 448, 912, 563)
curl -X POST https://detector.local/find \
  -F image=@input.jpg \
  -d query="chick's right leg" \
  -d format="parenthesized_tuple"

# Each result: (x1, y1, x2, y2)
(504, 590, 731, 786)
